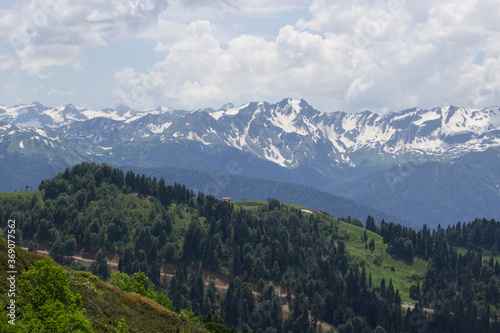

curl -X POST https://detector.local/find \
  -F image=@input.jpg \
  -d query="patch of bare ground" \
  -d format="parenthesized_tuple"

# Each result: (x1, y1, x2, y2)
(402, 301, 435, 314)
(22, 243, 334, 331)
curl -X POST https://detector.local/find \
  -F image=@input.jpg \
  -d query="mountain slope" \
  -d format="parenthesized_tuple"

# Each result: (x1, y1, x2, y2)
(0, 238, 207, 332)
(1, 99, 500, 227)
(0, 102, 189, 128)
(335, 148, 500, 227)
(163, 100, 500, 168)
(127, 165, 409, 226)
(4, 99, 500, 169)
(3, 163, 500, 332)
(0, 163, 413, 332)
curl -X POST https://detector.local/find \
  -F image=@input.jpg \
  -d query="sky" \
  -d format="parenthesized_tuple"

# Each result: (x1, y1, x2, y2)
(0, 0, 499, 114)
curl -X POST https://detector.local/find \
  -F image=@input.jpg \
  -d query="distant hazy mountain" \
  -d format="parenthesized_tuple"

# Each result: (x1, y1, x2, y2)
(0, 102, 188, 128)
(1, 99, 499, 227)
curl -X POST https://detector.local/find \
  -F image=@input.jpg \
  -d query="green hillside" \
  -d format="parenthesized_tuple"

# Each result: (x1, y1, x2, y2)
(337, 221, 426, 302)
(0, 237, 208, 332)
(2, 162, 500, 333)
(126, 166, 409, 226)
(232, 200, 427, 302)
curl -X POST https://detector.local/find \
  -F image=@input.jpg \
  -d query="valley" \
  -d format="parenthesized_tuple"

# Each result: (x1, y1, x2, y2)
(2, 1, 500, 332)
(1, 99, 500, 228)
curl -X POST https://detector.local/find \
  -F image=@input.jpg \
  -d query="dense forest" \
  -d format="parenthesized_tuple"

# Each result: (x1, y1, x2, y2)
(2, 162, 500, 332)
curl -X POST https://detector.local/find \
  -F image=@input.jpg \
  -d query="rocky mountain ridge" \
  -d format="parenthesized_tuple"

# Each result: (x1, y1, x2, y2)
(2, 98, 499, 168)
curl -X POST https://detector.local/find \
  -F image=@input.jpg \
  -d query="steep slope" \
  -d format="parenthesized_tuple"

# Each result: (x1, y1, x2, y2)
(5, 99, 500, 170)
(1, 99, 500, 227)
(0, 163, 412, 332)
(165, 100, 500, 168)
(335, 148, 500, 227)
(4, 163, 500, 332)
(0, 238, 207, 332)
(0, 122, 99, 191)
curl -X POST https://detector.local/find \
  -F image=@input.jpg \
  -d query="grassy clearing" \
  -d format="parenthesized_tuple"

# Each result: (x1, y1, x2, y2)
(232, 200, 427, 302)
(0, 190, 41, 199)
(454, 246, 500, 264)
(338, 221, 427, 302)
(283, 203, 312, 210)
(232, 200, 267, 210)
(232, 200, 312, 212)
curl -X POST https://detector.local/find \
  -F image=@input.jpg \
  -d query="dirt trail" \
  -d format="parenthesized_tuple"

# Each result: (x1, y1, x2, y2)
(21, 247, 120, 270)
(22, 245, 333, 331)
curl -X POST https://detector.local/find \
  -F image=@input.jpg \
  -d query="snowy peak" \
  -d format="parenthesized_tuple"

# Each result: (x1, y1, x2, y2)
(200, 100, 500, 166)
(190, 99, 339, 167)
(437, 106, 500, 136)
(0, 102, 191, 128)
(218, 103, 235, 110)
(1, 99, 500, 169)
(209, 102, 252, 120)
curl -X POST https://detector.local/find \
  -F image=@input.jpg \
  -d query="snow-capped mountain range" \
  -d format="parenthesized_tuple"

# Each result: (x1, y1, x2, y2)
(0, 102, 188, 128)
(2, 98, 500, 227)
(1, 98, 500, 168)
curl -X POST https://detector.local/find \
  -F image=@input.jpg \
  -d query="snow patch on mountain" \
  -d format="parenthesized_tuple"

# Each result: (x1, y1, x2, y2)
(2, 99, 500, 169)
(263, 141, 288, 167)
(0, 124, 11, 131)
(147, 122, 172, 134)
(34, 128, 48, 137)
(269, 106, 307, 135)
(0, 102, 186, 128)
(210, 103, 250, 120)
(412, 110, 440, 126)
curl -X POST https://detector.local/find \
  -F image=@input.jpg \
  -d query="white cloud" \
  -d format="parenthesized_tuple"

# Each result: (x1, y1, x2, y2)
(111, 0, 500, 112)
(167, 0, 307, 17)
(47, 88, 75, 97)
(112, 20, 352, 109)
(0, 0, 168, 77)
(0, 54, 14, 71)
(3, 0, 500, 113)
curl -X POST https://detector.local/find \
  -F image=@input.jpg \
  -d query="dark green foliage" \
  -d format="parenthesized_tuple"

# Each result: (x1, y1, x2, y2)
(445, 218, 500, 253)
(15, 259, 93, 332)
(369, 238, 375, 251)
(409, 283, 420, 301)
(4, 162, 500, 333)
(365, 215, 377, 233)
(27, 240, 37, 252)
(90, 247, 110, 280)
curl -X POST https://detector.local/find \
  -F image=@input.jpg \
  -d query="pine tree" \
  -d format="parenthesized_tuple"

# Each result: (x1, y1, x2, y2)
(369, 238, 375, 252)
(91, 247, 110, 280)
(232, 246, 242, 276)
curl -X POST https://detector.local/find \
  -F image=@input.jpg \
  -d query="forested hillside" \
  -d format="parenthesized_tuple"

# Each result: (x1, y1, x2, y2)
(126, 165, 409, 226)
(0, 238, 214, 332)
(2, 162, 500, 332)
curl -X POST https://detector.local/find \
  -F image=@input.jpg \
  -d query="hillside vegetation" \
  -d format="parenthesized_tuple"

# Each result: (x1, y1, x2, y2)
(2, 162, 500, 332)
(0, 237, 208, 332)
